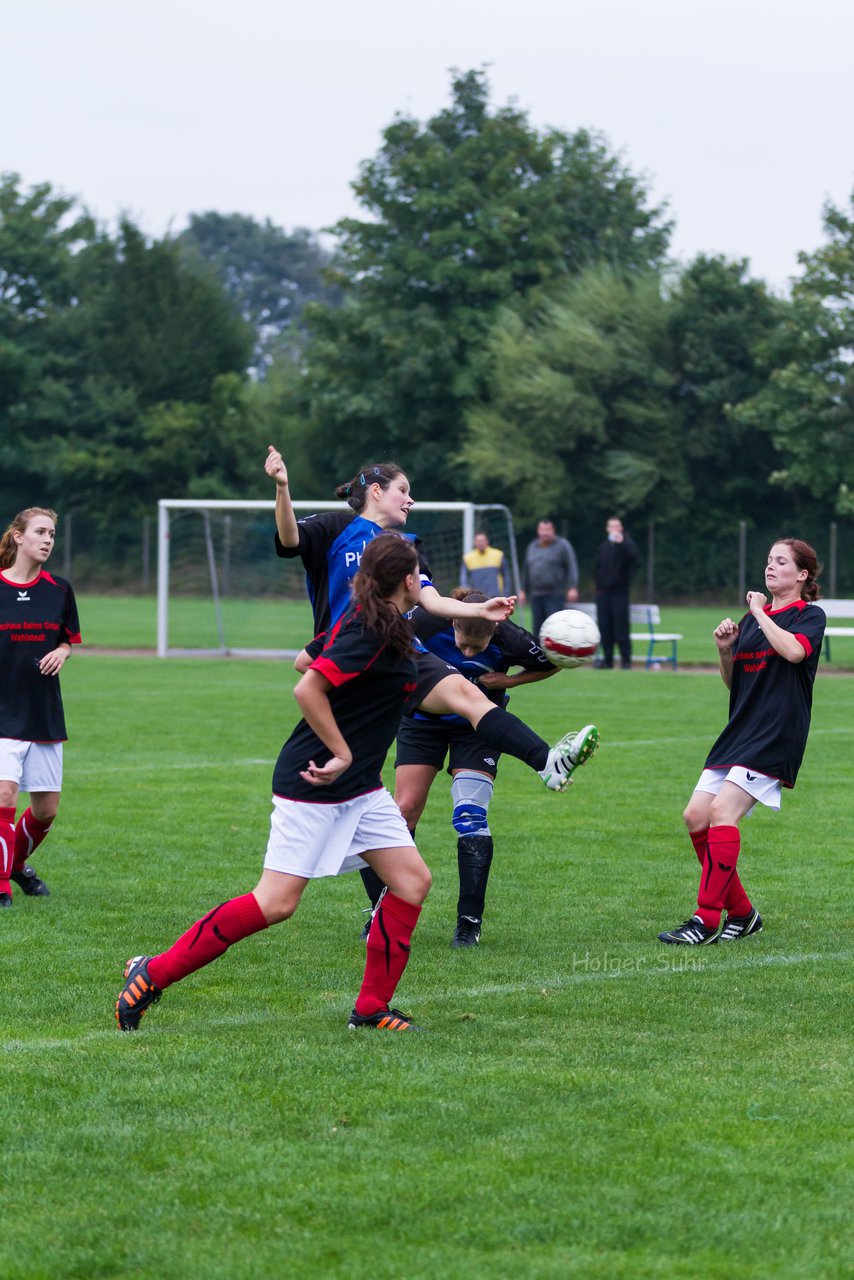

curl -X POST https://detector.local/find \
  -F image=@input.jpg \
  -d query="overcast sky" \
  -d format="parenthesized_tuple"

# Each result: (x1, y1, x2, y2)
(5, 0, 853, 291)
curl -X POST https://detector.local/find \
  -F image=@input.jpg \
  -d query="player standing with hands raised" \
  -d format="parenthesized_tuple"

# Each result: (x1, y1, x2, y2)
(659, 539, 825, 945)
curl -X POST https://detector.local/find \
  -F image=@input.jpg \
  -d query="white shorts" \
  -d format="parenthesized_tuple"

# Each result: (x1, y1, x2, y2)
(0, 739, 63, 793)
(263, 788, 415, 880)
(695, 766, 782, 813)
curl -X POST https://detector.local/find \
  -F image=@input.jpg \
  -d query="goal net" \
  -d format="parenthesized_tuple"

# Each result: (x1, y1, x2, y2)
(156, 499, 522, 657)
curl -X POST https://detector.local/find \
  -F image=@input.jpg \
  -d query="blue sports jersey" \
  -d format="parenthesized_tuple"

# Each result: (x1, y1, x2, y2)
(275, 511, 429, 637)
(409, 610, 551, 724)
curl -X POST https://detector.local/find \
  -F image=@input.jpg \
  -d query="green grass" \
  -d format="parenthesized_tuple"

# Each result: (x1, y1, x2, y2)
(76, 593, 854, 667)
(2, 660, 852, 1279)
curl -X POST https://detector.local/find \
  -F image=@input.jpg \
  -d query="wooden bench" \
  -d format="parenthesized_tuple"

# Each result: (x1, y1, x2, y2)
(574, 603, 684, 670)
(817, 599, 854, 662)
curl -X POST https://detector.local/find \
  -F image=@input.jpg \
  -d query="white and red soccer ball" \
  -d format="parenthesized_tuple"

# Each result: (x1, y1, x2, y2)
(539, 609, 600, 670)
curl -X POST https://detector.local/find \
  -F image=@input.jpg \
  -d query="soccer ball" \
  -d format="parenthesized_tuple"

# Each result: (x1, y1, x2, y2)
(539, 609, 600, 669)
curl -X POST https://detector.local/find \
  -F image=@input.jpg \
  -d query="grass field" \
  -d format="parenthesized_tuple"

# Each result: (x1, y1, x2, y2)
(76, 592, 854, 667)
(2, 656, 852, 1279)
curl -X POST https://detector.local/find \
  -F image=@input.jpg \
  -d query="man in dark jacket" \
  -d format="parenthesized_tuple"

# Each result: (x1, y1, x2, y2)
(594, 518, 638, 669)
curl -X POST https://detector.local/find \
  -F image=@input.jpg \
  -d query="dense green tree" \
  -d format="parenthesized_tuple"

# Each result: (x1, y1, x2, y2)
(179, 212, 339, 369)
(305, 69, 671, 489)
(4, 200, 256, 540)
(460, 266, 682, 523)
(734, 192, 854, 516)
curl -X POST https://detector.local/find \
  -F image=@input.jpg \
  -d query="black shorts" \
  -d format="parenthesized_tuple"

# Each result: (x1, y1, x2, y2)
(395, 715, 500, 778)
(405, 648, 462, 713)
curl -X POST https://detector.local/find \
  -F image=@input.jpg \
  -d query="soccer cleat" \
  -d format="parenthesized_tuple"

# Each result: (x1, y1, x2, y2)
(451, 916, 481, 948)
(115, 955, 162, 1031)
(347, 1006, 424, 1031)
(11, 864, 50, 896)
(658, 914, 724, 945)
(0, 891, 12, 909)
(539, 724, 600, 791)
(719, 908, 763, 942)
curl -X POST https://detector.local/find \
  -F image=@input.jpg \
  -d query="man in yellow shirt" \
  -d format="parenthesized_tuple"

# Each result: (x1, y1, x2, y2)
(461, 531, 506, 596)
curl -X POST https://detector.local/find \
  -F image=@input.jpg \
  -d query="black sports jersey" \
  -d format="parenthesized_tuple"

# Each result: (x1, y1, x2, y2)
(275, 511, 431, 636)
(0, 569, 81, 742)
(408, 609, 551, 723)
(704, 600, 825, 787)
(273, 602, 417, 803)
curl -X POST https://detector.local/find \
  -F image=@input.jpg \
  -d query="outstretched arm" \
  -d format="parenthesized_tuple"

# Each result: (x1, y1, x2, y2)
(477, 666, 559, 691)
(419, 582, 515, 623)
(265, 446, 299, 548)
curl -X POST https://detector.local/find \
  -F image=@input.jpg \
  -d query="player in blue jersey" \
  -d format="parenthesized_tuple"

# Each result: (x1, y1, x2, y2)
(395, 588, 597, 947)
(266, 446, 597, 796)
(659, 539, 825, 945)
(0, 508, 82, 906)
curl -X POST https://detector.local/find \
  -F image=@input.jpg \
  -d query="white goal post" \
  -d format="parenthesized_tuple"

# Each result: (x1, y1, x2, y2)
(156, 498, 522, 657)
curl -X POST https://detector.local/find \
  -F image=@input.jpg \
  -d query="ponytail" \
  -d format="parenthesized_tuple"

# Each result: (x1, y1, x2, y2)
(0, 508, 58, 570)
(351, 534, 418, 658)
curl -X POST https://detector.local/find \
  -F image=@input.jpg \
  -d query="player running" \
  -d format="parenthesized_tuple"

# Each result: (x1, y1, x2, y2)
(659, 538, 825, 945)
(116, 534, 433, 1032)
(0, 508, 82, 906)
(265, 446, 598, 794)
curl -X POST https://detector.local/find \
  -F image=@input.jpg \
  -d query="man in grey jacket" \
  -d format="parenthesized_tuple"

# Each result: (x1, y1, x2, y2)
(520, 519, 579, 637)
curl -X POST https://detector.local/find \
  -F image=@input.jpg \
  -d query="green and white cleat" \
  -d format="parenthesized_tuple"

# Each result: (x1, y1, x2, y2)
(539, 725, 600, 791)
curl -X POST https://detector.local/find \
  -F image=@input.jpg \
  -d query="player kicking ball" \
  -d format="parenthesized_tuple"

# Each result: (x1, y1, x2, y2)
(116, 535, 433, 1032)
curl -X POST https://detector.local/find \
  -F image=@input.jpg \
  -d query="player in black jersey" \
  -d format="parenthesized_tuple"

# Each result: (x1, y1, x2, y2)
(117, 534, 433, 1032)
(394, 589, 598, 947)
(0, 508, 81, 906)
(659, 539, 825, 945)
(266, 445, 595, 795)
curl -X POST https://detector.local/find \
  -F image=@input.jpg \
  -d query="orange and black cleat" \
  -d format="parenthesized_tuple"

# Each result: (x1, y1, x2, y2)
(347, 1006, 424, 1032)
(115, 955, 162, 1031)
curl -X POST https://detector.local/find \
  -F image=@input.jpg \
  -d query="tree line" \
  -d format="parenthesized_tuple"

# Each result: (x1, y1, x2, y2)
(2, 69, 852, 595)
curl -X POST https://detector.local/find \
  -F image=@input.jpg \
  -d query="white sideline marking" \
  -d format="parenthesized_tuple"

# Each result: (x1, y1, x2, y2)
(74, 757, 272, 777)
(3, 949, 850, 1052)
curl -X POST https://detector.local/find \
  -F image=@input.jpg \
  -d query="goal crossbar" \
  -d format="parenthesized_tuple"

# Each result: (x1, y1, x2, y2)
(157, 498, 519, 658)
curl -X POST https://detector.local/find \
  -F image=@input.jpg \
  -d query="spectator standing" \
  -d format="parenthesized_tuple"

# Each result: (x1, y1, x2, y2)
(520, 519, 579, 638)
(461, 531, 506, 597)
(594, 517, 639, 669)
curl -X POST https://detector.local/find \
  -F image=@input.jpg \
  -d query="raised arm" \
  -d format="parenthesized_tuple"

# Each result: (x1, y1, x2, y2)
(265, 446, 299, 548)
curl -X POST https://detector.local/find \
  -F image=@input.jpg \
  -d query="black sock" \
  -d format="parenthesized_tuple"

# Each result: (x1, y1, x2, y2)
(359, 865, 386, 909)
(475, 707, 548, 771)
(457, 835, 494, 922)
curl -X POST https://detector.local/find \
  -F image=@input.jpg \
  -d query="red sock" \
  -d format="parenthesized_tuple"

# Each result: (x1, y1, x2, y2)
(696, 825, 741, 929)
(12, 808, 53, 873)
(354, 892, 421, 1017)
(0, 806, 15, 890)
(691, 825, 751, 917)
(689, 827, 709, 865)
(147, 893, 269, 989)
